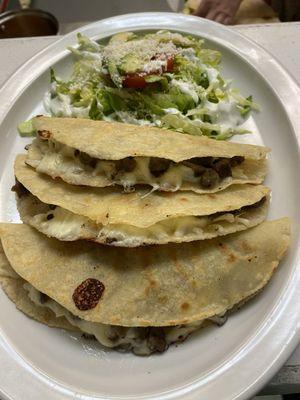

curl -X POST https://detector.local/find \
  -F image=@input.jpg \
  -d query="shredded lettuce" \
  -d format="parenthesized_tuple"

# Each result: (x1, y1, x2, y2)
(42, 31, 258, 140)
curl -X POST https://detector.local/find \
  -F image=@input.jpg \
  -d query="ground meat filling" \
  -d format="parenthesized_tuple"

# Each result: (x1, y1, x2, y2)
(185, 156, 245, 188)
(58, 145, 245, 189)
(26, 284, 229, 355)
(11, 180, 29, 198)
(199, 169, 219, 188)
(107, 325, 168, 354)
(149, 157, 171, 177)
(181, 161, 206, 177)
(146, 327, 168, 353)
(77, 151, 97, 168)
(115, 157, 137, 173)
(181, 156, 244, 188)
(213, 159, 232, 179)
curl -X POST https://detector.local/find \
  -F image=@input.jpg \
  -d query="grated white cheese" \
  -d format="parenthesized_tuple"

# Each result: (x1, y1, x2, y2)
(19, 192, 259, 248)
(143, 59, 167, 74)
(103, 38, 177, 68)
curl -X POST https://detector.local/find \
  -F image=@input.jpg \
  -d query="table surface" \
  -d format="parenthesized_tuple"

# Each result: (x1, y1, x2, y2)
(0, 21, 300, 397)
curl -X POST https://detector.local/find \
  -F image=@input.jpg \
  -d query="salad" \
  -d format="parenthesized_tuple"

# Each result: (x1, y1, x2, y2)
(31, 31, 258, 140)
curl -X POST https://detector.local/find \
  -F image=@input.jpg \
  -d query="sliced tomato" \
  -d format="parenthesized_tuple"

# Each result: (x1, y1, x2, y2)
(122, 73, 148, 89)
(122, 56, 174, 89)
(165, 57, 174, 72)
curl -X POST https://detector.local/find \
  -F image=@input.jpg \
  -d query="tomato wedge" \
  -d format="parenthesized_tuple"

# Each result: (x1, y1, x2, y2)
(122, 56, 174, 89)
(123, 74, 148, 89)
(166, 57, 174, 73)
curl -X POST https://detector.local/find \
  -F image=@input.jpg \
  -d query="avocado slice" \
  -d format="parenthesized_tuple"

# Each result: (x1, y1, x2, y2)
(17, 119, 36, 137)
(119, 53, 143, 74)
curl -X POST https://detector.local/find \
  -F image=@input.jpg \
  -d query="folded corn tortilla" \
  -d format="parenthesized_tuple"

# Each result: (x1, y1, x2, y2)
(15, 155, 269, 246)
(27, 116, 268, 193)
(0, 219, 290, 354)
(0, 242, 74, 331)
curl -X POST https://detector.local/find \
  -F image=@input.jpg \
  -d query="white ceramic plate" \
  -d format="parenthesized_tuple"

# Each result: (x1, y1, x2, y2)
(0, 12, 300, 400)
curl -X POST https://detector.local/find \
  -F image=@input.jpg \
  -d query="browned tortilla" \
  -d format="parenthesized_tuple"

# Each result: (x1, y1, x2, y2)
(0, 219, 290, 327)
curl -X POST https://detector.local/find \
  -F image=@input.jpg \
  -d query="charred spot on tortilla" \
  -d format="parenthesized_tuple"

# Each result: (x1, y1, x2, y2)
(46, 213, 54, 221)
(72, 278, 105, 311)
(11, 180, 29, 198)
(38, 130, 51, 140)
(227, 253, 236, 263)
(149, 157, 171, 177)
(115, 157, 136, 173)
(181, 302, 190, 311)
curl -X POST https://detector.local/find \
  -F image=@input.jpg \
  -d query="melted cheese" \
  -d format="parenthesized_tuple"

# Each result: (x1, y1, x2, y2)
(103, 38, 177, 69)
(24, 283, 205, 355)
(31, 138, 236, 192)
(19, 193, 259, 247)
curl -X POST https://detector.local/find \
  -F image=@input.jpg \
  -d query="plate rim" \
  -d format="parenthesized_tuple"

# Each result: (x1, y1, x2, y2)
(0, 12, 300, 400)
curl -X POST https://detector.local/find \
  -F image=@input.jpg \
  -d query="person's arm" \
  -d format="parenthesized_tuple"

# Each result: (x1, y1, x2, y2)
(194, 0, 243, 24)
